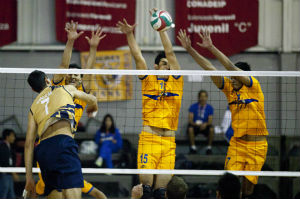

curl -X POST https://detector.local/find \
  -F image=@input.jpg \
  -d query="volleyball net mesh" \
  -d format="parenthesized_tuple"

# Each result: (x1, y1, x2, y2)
(0, 68, 300, 198)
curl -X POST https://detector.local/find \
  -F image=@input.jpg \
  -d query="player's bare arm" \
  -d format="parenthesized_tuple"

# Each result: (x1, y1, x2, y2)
(82, 26, 107, 92)
(24, 111, 37, 197)
(200, 29, 251, 86)
(64, 85, 98, 117)
(148, 8, 180, 70)
(117, 18, 147, 78)
(53, 20, 84, 83)
(177, 29, 223, 88)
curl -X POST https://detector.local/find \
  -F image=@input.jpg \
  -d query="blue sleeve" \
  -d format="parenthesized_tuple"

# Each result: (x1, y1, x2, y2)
(94, 130, 101, 144)
(114, 129, 123, 150)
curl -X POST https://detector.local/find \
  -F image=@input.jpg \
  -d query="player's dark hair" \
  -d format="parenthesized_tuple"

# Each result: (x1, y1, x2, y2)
(2, 129, 15, 140)
(166, 176, 188, 199)
(198, 90, 208, 97)
(27, 70, 47, 93)
(100, 114, 116, 134)
(217, 173, 241, 199)
(69, 63, 83, 77)
(235, 62, 251, 71)
(155, 51, 166, 65)
(69, 63, 81, 69)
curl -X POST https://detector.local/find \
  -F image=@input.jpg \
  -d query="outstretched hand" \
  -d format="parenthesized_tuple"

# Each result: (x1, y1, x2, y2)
(149, 8, 158, 16)
(117, 18, 137, 34)
(177, 29, 192, 50)
(197, 29, 213, 49)
(85, 26, 106, 48)
(65, 20, 84, 41)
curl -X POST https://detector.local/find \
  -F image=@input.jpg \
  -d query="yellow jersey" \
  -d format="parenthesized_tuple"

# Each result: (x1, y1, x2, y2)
(221, 76, 268, 137)
(30, 86, 76, 137)
(52, 78, 87, 129)
(141, 75, 183, 131)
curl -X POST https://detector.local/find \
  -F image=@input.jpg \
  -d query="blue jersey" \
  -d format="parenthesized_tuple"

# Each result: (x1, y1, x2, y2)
(94, 128, 122, 150)
(189, 103, 214, 123)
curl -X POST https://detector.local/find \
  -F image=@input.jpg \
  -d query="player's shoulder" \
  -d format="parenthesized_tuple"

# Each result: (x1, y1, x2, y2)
(190, 102, 198, 109)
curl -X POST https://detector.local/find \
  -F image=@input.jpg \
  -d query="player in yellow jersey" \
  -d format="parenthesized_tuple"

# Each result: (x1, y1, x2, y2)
(117, 9, 184, 199)
(178, 29, 268, 198)
(24, 70, 98, 198)
(34, 21, 107, 199)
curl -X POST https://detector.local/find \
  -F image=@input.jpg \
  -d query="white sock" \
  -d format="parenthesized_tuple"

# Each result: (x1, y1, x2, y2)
(207, 145, 212, 150)
(191, 145, 197, 150)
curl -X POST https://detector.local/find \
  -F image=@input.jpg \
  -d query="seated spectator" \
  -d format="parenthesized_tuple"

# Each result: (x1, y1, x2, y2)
(131, 176, 188, 199)
(94, 114, 122, 168)
(0, 129, 18, 199)
(188, 90, 214, 154)
(217, 172, 241, 199)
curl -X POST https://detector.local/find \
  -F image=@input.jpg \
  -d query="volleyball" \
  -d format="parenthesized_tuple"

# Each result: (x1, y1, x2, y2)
(150, 10, 175, 31)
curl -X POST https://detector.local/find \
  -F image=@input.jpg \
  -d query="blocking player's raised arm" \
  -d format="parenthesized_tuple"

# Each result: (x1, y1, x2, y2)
(24, 111, 37, 196)
(82, 26, 106, 92)
(177, 29, 223, 89)
(117, 18, 148, 76)
(159, 31, 180, 70)
(53, 21, 84, 83)
(202, 30, 251, 86)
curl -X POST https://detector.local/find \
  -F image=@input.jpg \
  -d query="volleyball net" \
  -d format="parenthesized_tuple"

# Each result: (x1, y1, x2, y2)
(0, 68, 300, 198)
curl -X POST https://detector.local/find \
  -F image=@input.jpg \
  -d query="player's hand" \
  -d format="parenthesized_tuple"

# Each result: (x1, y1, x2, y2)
(85, 26, 106, 48)
(65, 20, 84, 41)
(86, 104, 98, 118)
(177, 29, 192, 50)
(149, 8, 158, 16)
(131, 184, 143, 199)
(117, 18, 137, 34)
(112, 139, 117, 144)
(24, 177, 36, 198)
(197, 29, 213, 49)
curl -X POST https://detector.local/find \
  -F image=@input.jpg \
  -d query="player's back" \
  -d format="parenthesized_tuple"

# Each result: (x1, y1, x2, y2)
(31, 86, 76, 138)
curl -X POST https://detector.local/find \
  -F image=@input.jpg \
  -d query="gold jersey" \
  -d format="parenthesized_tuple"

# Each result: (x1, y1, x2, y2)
(30, 86, 76, 137)
(141, 75, 184, 131)
(52, 78, 87, 129)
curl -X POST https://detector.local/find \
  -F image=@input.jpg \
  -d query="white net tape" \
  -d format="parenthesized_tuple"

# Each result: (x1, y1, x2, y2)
(1, 67, 300, 76)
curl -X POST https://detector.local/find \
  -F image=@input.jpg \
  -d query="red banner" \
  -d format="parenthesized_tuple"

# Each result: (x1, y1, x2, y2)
(0, 0, 17, 47)
(175, 0, 258, 58)
(56, 0, 136, 51)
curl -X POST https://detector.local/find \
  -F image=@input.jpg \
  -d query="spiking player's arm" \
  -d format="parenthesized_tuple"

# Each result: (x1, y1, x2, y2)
(82, 26, 106, 92)
(64, 85, 98, 117)
(24, 111, 37, 196)
(53, 21, 84, 83)
(117, 18, 147, 78)
(200, 29, 251, 86)
(177, 29, 223, 88)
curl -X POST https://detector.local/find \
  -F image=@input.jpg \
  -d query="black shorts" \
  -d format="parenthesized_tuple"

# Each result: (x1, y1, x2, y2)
(188, 124, 212, 137)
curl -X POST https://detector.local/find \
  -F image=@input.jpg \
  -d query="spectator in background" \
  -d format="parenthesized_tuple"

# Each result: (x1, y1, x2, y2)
(188, 90, 214, 154)
(94, 114, 122, 168)
(131, 176, 188, 199)
(0, 129, 17, 199)
(217, 172, 241, 199)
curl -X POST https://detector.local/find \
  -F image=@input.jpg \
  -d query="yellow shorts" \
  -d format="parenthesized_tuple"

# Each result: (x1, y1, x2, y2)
(225, 137, 268, 184)
(137, 131, 176, 170)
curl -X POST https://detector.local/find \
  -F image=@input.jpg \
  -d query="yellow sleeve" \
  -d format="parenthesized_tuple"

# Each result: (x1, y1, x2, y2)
(82, 180, 94, 194)
(220, 77, 232, 98)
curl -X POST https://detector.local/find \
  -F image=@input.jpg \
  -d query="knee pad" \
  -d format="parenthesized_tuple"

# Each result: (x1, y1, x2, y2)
(141, 185, 153, 199)
(153, 188, 166, 199)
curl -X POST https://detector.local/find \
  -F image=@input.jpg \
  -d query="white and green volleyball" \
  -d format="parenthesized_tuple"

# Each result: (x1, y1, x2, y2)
(150, 10, 175, 31)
